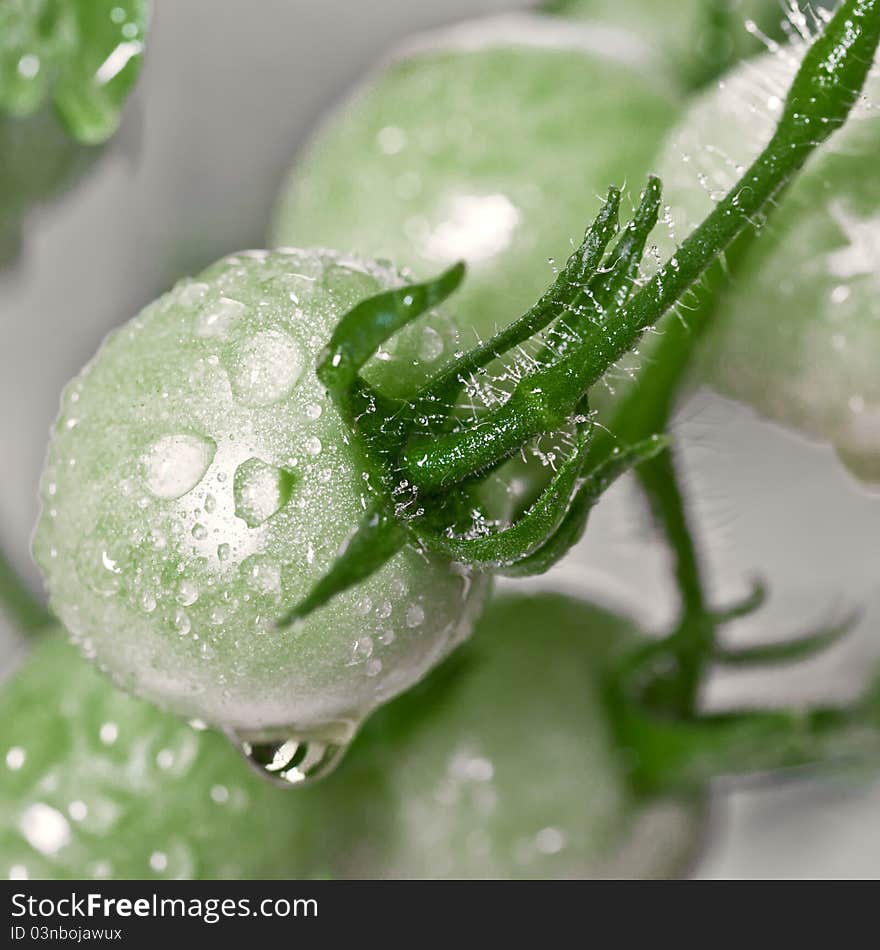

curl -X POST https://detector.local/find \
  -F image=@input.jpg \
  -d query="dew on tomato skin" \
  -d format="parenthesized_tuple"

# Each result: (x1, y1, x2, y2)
(240, 555, 282, 595)
(303, 436, 322, 457)
(226, 329, 304, 407)
(232, 457, 297, 528)
(195, 296, 246, 338)
(173, 609, 192, 636)
(175, 580, 199, 607)
(74, 536, 125, 597)
(142, 434, 216, 501)
(176, 282, 210, 307)
(18, 803, 71, 856)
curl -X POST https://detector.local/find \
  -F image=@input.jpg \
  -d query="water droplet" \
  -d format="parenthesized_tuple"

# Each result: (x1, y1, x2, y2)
(419, 326, 445, 362)
(304, 436, 322, 457)
(304, 402, 322, 421)
(174, 608, 191, 636)
(233, 458, 297, 528)
(140, 592, 157, 613)
(241, 555, 281, 594)
(217, 543, 231, 561)
(19, 804, 71, 856)
(534, 827, 566, 855)
(177, 282, 209, 307)
(406, 605, 425, 628)
(191, 523, 208, 541)
(377, 125, 407, 155)
(99, 722, 118, 745)
(75, 535, 127, 596)
(227, 330, 304, 407)
(196, 296, 245, 337)
(204, 493, 217, 514)
(142, 434, 216, 500)
(352, 636, 373, 661)
(176, 580, 199, 606)
(321, 263, 382, 306)
(210, 784, 229, 804)
(227, 733, 348, 788)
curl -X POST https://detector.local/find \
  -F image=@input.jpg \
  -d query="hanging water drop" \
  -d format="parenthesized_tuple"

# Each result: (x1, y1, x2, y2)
(227, 732, 349, 788)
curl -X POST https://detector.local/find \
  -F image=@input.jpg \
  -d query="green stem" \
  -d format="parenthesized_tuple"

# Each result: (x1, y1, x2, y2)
(0, 546, 52, 636)
(583, 0, 880, 392)
(613, 694, 880, 796)
(637, 450, 712, 714)
(401, 0, 880, 489)
(586, 0, 880, 715)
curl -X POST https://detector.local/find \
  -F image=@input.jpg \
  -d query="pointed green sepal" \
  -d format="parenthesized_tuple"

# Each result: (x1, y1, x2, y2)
(502, 435, 669, 577)
(412, 424, 594, 569)
(714, 613, 856, 668)
(409, 187, 621, 414)
(318, 261, 465, 395)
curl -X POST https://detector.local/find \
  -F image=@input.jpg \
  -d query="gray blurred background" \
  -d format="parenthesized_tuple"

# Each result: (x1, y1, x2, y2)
(1, 0, 879, 878)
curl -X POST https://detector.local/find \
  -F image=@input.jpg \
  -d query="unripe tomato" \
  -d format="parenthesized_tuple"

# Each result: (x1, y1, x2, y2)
(654, 48, 880, 485)
(313, 592, 705, 879)
(0, 632, 316, 880)
(546, 0, 795, 86)
(32, 248, 488, 757)
(272, 14, 679, 350)
(0, 595, 704, 880)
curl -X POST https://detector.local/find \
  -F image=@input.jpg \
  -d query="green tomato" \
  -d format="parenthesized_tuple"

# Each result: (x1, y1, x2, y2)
(1, 594, 704, 880)
(0, 630, 317, 880)
(272, 14, 679, 359)
(654, 48, 880, 485)
(545, 0, 800, 87)
(32, 248, 489, 758)
(312, 592, 705, 879)
(0, 0, 148, 145)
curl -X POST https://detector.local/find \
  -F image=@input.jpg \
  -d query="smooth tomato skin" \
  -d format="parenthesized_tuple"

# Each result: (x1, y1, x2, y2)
(0, 596, 704, 880)
(272, 15, 679, 358)
(32, 248, 488, 744)
(655, 50, 880, 485)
